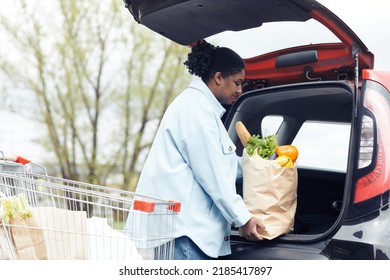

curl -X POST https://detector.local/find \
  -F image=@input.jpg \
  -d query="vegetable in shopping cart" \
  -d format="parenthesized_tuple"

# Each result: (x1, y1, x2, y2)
(0, 193, 32, 223)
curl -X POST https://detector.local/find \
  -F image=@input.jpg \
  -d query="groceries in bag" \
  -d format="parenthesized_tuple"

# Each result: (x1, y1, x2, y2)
(236, 121, 299, 239)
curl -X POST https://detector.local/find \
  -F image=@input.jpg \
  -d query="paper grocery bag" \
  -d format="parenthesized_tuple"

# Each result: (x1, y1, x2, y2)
(31, 207, 89, 260)
(242, 150, 298, 239)
(9, 216, 48, 260)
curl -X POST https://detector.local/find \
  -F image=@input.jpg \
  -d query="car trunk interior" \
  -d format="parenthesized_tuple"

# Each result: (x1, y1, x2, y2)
(225, 81, 354, 240)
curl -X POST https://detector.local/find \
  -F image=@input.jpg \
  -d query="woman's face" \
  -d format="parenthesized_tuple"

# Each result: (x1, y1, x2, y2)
(213, 69, 245, 105)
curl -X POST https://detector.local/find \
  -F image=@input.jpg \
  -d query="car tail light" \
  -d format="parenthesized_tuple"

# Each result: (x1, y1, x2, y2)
(357, 116, 375, 169)
(354, 119, 384, 203)
(354, 87, 390, 203)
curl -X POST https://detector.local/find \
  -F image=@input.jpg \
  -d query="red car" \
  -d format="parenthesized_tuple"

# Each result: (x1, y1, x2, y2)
(124, 0, 390, 259)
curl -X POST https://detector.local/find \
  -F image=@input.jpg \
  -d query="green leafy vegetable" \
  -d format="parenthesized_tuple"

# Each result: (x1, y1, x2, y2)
(245, 134, 278, 159)
(0, 193, 32, 223)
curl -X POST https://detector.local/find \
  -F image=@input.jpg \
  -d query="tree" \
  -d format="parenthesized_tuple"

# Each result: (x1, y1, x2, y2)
(0, 0, 190, 190)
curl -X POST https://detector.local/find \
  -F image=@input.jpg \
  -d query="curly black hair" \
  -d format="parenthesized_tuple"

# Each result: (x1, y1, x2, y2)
(184, 41, 244, 83)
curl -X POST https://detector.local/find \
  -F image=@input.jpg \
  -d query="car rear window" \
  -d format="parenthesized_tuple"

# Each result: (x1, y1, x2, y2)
(262, 117, 350, 172)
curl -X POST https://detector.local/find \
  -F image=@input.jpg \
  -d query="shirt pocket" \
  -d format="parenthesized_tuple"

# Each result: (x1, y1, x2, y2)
(221, 138, 236, 155)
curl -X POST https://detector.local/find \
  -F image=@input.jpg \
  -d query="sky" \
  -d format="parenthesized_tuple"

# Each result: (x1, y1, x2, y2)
(0, 0, 389, 164)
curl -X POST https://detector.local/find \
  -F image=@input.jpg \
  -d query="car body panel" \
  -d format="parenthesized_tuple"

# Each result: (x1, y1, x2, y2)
(220, 234, 329, 260)
(244, 43, 358, 87)
(363, 70, 390, 92)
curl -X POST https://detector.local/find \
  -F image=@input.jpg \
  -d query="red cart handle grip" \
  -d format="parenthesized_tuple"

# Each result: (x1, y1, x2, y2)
(15, 156, 31, 165)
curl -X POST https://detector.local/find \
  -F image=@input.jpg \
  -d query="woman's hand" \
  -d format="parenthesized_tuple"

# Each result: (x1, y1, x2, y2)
(239, 217, 267, 241)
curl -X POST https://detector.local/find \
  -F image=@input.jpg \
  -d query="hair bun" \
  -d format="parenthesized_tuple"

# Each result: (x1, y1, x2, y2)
(184, 41, 216, 79)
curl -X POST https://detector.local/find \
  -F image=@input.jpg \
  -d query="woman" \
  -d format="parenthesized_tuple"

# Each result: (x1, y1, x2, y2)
(134, 41, 266, 260)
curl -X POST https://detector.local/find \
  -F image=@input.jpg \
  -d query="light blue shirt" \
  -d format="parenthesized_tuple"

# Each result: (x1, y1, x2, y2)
(134, 79, 252, 258)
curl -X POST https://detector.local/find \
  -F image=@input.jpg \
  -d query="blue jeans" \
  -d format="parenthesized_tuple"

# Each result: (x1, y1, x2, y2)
(173, 236, 213, 260)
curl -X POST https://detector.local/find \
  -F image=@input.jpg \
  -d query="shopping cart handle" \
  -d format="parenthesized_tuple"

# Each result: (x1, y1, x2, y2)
(15, 156, 31, 165)
(134, 200, 155, 212)
(133, 200, 181, 213)
(0, 154, 31, 165)
(168, 200, 181, 213)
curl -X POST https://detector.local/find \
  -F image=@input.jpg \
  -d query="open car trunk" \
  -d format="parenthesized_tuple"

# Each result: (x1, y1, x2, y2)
(224, 80, 354, 243)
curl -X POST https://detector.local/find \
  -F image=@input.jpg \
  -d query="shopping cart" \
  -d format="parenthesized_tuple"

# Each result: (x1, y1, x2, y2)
(0, 154, 180, 260)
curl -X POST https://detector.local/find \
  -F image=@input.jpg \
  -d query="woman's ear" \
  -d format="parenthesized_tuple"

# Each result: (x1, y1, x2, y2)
(214, 72, 222, 86)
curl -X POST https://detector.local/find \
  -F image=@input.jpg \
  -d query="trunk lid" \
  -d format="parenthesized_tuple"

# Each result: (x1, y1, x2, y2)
(124, 0, 374, 85)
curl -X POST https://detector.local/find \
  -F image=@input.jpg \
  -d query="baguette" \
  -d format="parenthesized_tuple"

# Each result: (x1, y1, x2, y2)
(235, 121, 251, 147)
